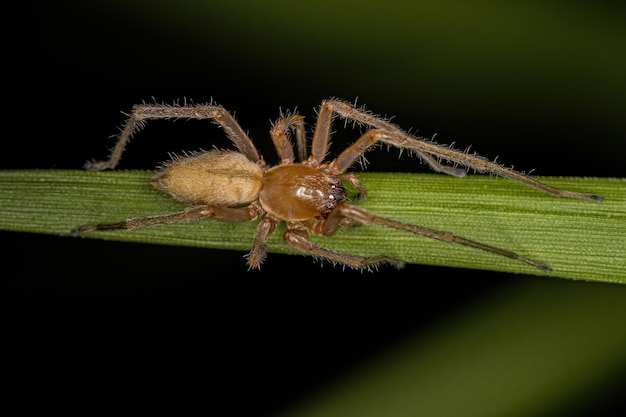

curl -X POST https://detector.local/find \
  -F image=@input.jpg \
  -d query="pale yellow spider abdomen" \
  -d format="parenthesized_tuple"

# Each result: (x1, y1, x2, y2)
(151, 150, 264, 206)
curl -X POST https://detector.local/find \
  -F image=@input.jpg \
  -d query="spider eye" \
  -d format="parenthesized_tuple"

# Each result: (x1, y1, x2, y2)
(321, 179, 346, 214)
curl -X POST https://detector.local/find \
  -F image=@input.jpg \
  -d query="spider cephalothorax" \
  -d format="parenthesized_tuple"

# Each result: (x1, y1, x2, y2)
(74, 99, 602, 271)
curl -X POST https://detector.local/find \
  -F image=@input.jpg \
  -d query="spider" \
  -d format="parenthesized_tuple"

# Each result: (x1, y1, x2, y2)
(73, 98, 602, 271)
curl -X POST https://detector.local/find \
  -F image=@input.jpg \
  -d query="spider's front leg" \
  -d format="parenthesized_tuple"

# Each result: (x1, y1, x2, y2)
(332, 129, 603, 202)
(86, 103, 260, 171)
(311, 99, 467, 177)
(315, 100, 602, 201)
(283, 223, 405, 270)
(322, 203, 552, 271)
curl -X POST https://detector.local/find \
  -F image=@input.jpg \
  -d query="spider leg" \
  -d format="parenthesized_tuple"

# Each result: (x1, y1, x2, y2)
(332, 129, 603, 201)
(283, 227, 405, 270)
(72, 205, 258, 235)
(311, 99, 466, 177)
(270, 114, 308, 163)
(247, 216, 279, 269)
(322, 203, 552, 271)
(86, 103, 260, 171)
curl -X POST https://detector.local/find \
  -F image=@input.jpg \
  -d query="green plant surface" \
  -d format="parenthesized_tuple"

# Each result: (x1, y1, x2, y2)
(1, 170, 623, 282)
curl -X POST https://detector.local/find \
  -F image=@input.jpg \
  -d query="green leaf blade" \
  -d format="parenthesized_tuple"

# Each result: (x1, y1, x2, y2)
(1, 170, 624, 282)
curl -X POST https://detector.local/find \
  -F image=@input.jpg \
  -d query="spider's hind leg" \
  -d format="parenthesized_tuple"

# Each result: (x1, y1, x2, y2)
(73, 205, 259, 237)
(86, 102, 260, 171)
(72, 206, 214, 236)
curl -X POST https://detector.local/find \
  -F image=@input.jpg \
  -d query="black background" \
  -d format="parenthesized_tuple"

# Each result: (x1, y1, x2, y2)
(3, 2, 625, 415)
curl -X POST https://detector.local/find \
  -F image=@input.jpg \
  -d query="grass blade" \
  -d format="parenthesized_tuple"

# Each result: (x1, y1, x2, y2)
(0, 169, 623, 282)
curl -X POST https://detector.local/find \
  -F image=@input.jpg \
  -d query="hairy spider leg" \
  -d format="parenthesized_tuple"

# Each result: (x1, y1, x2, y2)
(72, 205, 262, 236)
(322, 203, 552, 271)
(283, 226, 405, 270)
(85, 104, 260, 171)
(247, 216, 278, 268)
(331, 129, 602, 201)
(311, 100, 467, 177)
(314, 100, 602, 202)
(270, 114, 308, 163)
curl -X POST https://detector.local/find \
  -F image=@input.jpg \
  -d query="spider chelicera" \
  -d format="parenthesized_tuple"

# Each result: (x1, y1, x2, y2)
(73, 98, 602, 271)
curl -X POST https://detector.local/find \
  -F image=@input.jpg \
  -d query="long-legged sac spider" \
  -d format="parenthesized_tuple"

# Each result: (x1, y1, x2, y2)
(73, 99, 602, 271)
